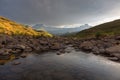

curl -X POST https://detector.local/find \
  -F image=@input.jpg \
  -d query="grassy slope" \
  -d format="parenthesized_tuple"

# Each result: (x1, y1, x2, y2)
(75, 19, 120, 38)
(0, 16, 52, 37)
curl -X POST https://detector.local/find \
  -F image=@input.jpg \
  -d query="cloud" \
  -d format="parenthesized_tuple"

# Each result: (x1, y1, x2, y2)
(0, 0, 120, 26)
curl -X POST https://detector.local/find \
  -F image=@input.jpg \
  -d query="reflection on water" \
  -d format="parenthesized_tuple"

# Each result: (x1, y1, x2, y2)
(0, 54, 15, 65)
(0, 48, 120, 80)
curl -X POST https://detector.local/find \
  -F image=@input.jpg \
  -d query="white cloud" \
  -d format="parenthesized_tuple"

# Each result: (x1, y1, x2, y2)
(53, 24, 82, 28)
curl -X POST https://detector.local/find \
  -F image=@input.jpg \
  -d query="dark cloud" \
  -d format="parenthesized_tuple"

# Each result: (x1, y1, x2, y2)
(0, 0, 120, 26)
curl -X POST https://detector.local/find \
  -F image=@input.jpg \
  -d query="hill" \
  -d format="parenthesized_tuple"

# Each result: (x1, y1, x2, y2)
(75, 19, 120, 38)
(0, 16, 52, 37)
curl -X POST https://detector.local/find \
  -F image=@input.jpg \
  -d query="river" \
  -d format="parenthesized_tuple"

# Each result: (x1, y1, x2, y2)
(0, 47, 120, 80)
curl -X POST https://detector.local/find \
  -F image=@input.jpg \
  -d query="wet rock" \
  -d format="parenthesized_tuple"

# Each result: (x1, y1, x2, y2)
(20, 53, 28, 58)
(15, 57, 20, 59)
(111, 53, 120, 59)
(65, 46, 74, 53)
(56, 52, 61, 55)
(12, 62, 21, 65)
(108, 57, 119, 61)
(56, 49, 66, 55)
(59, 49, 65, 53)
(66, 51, 71, 53)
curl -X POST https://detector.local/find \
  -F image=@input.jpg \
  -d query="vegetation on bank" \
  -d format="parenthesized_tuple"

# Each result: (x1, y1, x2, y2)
(0, 16, 52, 37)
(71, 19, 120, 39)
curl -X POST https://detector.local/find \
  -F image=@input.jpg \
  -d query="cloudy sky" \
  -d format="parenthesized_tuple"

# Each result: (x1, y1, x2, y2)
(0, 0, 120, 27)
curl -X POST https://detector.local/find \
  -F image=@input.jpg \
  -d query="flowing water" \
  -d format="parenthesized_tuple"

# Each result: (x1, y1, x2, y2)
(0, 47, 120, 80)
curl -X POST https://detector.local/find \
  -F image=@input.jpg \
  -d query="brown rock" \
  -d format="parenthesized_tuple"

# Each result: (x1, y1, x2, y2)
(40, 41, 48, 45)
(7, 44, 26, 54)
(80, 41, 94, 51)
(92, 47, 100, 54)
(106, 45, 120, 53)
(51, 43, 61, 50)
(20, 53, 27, 58)
(115, 36, 120, 40)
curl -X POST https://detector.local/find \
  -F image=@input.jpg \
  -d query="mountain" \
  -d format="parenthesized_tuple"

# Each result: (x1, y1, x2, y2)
(32, 24, 91, 35)
(0, 16, 52, 37)
(75, 19, 120, 38)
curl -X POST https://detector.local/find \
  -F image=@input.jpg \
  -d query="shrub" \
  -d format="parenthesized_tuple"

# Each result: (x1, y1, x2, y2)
(95, 32, 103, 39)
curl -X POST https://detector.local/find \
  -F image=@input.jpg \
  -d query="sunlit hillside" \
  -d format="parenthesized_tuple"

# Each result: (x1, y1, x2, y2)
(0, 16, 52, 37)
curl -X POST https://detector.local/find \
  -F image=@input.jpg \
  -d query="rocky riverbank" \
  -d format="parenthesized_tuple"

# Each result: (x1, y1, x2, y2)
(73, 36, 120, 62)
(0, 34, 120, 63)
(0, 35, 67, 60)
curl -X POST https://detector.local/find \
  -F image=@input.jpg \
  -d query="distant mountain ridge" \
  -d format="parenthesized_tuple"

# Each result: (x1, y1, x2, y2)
(32, 24, 91, 35)
(0, 16, 52, 37)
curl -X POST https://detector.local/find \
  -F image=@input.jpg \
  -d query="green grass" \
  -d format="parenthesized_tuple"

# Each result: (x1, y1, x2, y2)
(74, 19, 120, 38)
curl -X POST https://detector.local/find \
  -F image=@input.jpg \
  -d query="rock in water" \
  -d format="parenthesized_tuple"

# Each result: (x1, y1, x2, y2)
(20, 53, 27, 58)
(12, 62, 21, 65)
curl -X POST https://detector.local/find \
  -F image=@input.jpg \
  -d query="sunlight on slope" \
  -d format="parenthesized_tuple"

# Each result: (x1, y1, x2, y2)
(0, 16, 52, 37)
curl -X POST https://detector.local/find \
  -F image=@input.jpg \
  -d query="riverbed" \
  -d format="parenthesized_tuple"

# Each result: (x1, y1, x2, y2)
(0, 47, 120, 80)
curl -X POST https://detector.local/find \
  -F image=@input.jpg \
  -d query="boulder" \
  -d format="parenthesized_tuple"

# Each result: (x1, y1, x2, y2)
(92, 46, 100, 54)
(79, 41, 94, 51)
(51, 43, 61, 50)
(106, 45, 120, 53)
